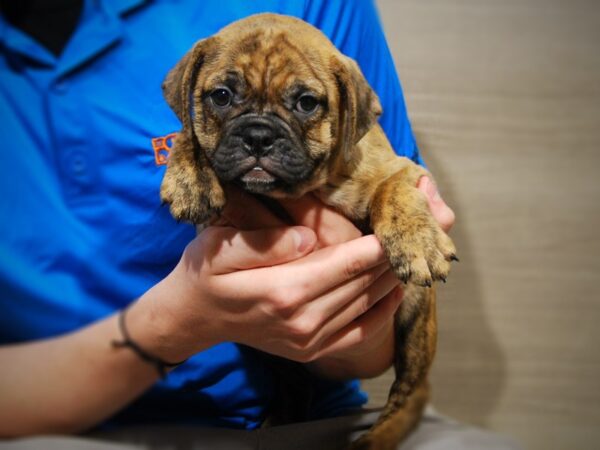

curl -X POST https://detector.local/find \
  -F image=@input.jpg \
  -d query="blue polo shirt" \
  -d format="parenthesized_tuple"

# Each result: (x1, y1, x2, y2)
(0, 0, 420, 429)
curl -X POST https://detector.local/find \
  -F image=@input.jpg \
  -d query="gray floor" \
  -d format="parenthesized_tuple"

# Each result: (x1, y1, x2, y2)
(0, 409, 520, 450)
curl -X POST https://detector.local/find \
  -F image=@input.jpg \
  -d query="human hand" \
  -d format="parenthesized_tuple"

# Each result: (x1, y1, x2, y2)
(417, 176, 455, 233)
(131, 188, 399, 365)
(288, 176, 455, 377)
(131, 177, 454, 375)
(272, 194, 402, 376)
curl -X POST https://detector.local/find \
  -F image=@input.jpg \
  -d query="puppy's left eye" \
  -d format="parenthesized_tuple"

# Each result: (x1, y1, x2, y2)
(210, 88, 233, 107)
(295, 95, 319, 114)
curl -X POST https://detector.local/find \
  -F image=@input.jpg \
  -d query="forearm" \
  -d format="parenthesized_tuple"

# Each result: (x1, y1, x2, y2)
(0, 280, 192, 438)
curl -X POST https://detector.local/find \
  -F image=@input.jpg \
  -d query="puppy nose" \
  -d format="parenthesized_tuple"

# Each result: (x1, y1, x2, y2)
(242, 125, 275, 155)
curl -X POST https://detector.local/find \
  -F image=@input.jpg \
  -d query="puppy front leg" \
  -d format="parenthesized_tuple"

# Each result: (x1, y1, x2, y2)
(370, 167, 456, 287)
(160, 132, 226, 224)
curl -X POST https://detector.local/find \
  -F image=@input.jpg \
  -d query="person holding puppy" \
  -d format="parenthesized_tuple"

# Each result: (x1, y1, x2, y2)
(0, 1, 516, 449)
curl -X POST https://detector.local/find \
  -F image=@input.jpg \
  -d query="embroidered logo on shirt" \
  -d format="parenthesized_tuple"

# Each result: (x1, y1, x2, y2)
(151, 133, 177, 165)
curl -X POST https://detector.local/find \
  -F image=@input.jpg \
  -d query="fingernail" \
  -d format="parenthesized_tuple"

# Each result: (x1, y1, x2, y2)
(426, 177, 442, 202)
(292, 227, 315, 253)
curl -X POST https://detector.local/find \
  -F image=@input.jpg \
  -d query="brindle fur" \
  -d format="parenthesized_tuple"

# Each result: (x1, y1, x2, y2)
(160, 14, 456, 450)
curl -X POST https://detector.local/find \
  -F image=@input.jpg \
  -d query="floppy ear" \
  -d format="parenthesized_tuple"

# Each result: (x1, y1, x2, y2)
(160, 37, 226, 224)
(333, 56, 382, 162)
(162, 37, 215, 134)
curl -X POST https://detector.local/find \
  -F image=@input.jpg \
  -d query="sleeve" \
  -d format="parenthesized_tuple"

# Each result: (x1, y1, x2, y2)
(302, 0, 424, 166)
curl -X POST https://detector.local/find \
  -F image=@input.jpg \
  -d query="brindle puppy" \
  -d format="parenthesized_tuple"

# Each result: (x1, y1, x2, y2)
(160, 13, 457, 450)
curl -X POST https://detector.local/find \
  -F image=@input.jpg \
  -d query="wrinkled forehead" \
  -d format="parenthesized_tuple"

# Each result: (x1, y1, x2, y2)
(202, 29, 331, 98)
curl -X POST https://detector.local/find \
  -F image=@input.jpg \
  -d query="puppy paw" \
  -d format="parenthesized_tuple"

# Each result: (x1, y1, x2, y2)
(160, 166, 225, 224)
(375, 214, 457, 287)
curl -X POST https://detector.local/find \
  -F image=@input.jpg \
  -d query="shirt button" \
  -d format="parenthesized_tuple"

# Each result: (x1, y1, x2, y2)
(54, 80, 68, 94)
(69, 153, 88, 176)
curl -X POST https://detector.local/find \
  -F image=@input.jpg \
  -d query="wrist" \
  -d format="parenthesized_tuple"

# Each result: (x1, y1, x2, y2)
(125, 275, 214, 364)
(112, 308, 188, 378)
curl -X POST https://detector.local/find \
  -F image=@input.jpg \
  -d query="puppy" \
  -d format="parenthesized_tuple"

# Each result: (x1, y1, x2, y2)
(160, 13, 456, 450)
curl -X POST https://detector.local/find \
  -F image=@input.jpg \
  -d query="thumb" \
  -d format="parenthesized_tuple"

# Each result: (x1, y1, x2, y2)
(417, 176, 456, 233)
(199, 225, 317, 274)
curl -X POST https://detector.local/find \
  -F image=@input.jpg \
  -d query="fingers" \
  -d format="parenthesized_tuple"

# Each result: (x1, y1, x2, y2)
(199, 225, 316, 273)
(301, 263, 390, 322)
(315, 286, 404, 359)
(301, 269, 401, 349)
(229, 234, 387, 303)
(253, 266, 400, 363)
(417, 176, 456, 233)
(278, 194, 362, 246)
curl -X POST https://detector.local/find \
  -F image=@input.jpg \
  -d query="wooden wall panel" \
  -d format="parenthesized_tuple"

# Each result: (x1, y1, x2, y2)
(363, 2, 600, 449)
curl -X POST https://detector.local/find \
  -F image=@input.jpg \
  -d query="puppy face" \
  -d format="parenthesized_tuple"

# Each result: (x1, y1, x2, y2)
(197, 30, 333, 196)
(163, 14, 382, 198)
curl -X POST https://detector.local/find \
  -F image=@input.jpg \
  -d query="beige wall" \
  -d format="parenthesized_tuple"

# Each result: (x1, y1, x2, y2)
(364, 1, 600, 449)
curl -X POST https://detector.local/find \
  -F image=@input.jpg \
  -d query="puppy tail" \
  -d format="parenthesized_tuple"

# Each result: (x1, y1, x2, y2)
(348, 381, 430, 450)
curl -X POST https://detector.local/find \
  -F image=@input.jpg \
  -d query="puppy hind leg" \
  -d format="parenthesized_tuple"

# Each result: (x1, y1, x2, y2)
(348, 289, 437, 450)
(349, 382, 430, 450)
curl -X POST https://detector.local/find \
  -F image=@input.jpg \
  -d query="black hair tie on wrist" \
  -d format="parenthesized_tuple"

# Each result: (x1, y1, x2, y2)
(111, 308, 187, 379)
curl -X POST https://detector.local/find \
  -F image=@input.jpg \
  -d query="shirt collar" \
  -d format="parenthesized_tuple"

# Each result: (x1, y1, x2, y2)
(0, 11, 56, 66)
(104, 0, 148, 15)
(0, 0, 149, 74)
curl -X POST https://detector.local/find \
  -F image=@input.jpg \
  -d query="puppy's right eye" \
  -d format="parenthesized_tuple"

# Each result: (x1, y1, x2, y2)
(210, 88, 232, 107)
